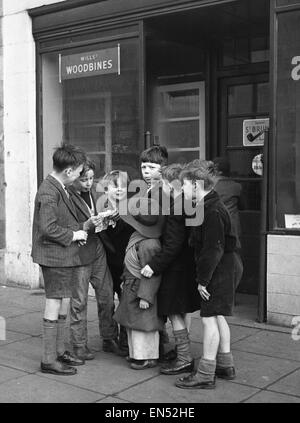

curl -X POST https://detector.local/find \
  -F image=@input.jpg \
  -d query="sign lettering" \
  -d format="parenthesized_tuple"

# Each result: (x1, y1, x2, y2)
(243, 118, 269, 147)
(291, 56, 300, 81)
(59, 46, 120, 82)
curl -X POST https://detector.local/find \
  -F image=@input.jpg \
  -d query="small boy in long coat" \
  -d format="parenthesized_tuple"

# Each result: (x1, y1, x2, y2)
(113, 197, 165, 370)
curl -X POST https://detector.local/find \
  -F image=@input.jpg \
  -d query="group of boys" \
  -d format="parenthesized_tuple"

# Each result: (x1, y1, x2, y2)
(32, 142, 239, 390)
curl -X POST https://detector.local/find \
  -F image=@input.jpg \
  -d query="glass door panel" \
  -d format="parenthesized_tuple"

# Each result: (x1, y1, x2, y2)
(153, 82, 205, 163)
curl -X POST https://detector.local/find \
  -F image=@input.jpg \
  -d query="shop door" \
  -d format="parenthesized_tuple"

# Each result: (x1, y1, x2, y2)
(220, 75, 269, 294)
(152, 82, 206, 163)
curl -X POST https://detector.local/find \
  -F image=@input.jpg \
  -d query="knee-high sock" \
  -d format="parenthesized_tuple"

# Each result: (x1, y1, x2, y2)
(42, 319, 58, 364)
(57, 314, 67, 356)
(216, 351, 234, 368)
(174, 328, 192, 364)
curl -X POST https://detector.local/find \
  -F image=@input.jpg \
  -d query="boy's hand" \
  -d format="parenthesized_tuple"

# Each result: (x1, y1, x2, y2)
(73, 230, 88, 242)
(141, 265, 154, 278)
(198, 284, 210, 301)
(139, 299, 150, 309)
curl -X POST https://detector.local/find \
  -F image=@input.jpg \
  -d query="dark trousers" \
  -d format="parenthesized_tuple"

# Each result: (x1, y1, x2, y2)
(70, 243, 118, 348)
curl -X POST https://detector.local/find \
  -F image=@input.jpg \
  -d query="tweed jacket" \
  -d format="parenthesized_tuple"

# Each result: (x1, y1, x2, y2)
(68, 186, 104, 266)
(31, 175, 81, 267)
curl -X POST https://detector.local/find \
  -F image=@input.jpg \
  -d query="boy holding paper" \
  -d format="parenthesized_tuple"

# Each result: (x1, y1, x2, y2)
(68, 160, 124, 361)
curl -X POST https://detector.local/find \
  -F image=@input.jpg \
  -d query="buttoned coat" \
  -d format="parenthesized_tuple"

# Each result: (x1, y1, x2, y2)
(31, 175, 81, 267)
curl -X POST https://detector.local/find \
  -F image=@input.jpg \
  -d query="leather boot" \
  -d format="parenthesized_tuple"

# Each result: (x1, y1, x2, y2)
(73, 345, 95, 361)
(175, 357, 216, 389)
(160, 329, 194, 375)
(216, 351, 236, 380)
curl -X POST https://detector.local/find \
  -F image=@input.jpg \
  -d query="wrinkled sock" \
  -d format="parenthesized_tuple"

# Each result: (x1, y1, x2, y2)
(216, 351, 234, 368)
(196, 357, 216, 382)
(174, 328, 192, 364)
(42, 319, 58, 364)
(56, 314, 67, 356)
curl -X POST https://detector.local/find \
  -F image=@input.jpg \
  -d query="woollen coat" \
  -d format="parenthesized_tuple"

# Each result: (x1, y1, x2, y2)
(113, 237, 164, 332)
(31, 175, 81, 267)
(189, 190, 239, 317)
(147, 194, 201, 317)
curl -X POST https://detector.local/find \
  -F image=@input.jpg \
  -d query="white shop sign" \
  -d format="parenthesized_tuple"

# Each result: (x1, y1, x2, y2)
(243, 118, 269, 147)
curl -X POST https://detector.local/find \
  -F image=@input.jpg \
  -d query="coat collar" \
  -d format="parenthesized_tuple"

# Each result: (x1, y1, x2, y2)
(46, 174, 78, 220)
(68, 186, 93, 220)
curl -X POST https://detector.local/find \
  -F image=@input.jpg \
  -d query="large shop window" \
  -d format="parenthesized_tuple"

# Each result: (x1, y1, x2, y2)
(42, 38, 140, 179)
(275, 11, 300, 229)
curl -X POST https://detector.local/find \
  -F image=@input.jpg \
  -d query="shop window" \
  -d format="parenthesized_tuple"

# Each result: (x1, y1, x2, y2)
(274, 11, 300, 229)
(41, 38, 140, 180)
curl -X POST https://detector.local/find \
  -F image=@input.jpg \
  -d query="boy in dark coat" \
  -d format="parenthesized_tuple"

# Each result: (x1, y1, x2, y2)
(31, 144, 87, 376)
(175, 167, 240, 390)
(141, 154, 201, 375)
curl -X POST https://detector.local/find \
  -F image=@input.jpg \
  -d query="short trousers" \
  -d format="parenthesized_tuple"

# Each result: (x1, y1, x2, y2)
(41, 266, 77, 299)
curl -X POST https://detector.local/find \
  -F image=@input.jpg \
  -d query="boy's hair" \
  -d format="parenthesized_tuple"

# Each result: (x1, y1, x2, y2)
(101, 170, 130, 189)
(162, 163, 183, 182)
(80, 159, 96, 177)
(186, 159, 215, 174)
(140, 145, 168, 166)
(180, 167, 215, 191)
(212, 156, 230, 177)
(53, 143, 86, 172)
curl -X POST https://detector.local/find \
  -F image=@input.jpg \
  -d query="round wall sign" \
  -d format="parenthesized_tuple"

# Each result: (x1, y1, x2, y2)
(252, 154, 263, 176)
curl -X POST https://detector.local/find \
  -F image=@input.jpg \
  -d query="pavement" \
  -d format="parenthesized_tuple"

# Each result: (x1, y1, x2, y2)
(0, 285, 299, 404)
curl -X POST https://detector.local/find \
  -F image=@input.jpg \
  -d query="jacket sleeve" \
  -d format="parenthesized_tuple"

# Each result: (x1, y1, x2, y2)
(38, 192, 74, 247)
(147, 213, 186, 274)
(195, 210, 225, 287)
(137, 239, 162, 305)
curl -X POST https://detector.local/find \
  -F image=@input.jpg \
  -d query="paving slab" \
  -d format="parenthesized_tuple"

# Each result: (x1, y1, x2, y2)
(189, 321, 262, 344)
(6, 312, 42, 336)
(229, 350, 300, 388)
(0, 337, 42, 373)
(117, 375, 259, 403)
(0, 330, 32, 347)
(245, 390, 300, 403)
(266, 368, 300, 398)
(0, 364, 28, 384)
(232, 331, 300, 362)
(0, 287, 44, 312)
(0, 374, 104, 403)
(39, 351, 160, 395)
(0, 304, 38, 319)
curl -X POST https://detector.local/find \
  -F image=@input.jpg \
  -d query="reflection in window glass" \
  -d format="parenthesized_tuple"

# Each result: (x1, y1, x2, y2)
(160, 89, 199, 119)
(227, 117, 245, 146)
(228, 85, 253, 115)
(257, 83, 270, 113)
(159, 120, 199, 149)
(168, 150, 200, 165)
(42, 39, 140, 180)
(228, 149, 262, 178)
(275, 11, 300, 228)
